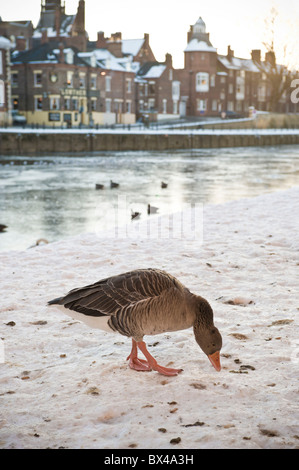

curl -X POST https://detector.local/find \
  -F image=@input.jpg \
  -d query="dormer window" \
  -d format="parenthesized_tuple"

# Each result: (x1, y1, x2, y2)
(66, 50, 74, 65)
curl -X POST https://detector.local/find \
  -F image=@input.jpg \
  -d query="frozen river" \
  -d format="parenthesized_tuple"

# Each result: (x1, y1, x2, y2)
(0, 145, 298, 252)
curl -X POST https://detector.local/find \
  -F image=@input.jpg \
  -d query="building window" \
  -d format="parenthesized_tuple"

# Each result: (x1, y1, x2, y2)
(173, 100, 178, 114)
(50, 96, 60, 110)
(148, 82, 155, 94)
(11, 72, 18, 87)
(236, 77, 245, 100)
(195, 72, 209, 92)
(34, 72, 42, 87)
(210, 74, 215, 87)
(139, 99, 144, 111)
(126, 100, 131, 113)
(105, 98, 111, 112)
(34, 96, 43, 110)
(172, 81, 180, 100)
(105, 76, 111, 92)
(169, 69, 173, 81)
(91, 75, 97, 90)
(196, 99, 207, 112)
(0, 80, 4, 107)
(228, 101, 234, 111)
(212, 100, 218, 111)
(72, 98, 79, 110)
(162, 99, 167, 113)
(126, 78, 132, 93)
(229, 84, 234, 94)
(79, 74, 85, 89)
(0, 51, 2, 75)
(65, 97, 71, 110)
(66, 71, 73, 88)
(148, 98, 155, 110)
(91, 98, 97, 111)
(12, 97, 19, 110)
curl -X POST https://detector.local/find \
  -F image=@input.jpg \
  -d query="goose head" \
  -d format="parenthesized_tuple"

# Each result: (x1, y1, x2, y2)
(193, 297, 222, 371)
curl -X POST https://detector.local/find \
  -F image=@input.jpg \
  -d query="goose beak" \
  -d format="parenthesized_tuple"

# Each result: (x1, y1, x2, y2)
(208, 351, 221, 371)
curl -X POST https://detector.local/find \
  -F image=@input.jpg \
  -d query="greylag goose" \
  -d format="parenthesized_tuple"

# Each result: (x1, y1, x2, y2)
(147, 204, 159, 215)
(161, 182, 168, 189)
(131, 210, 141, 220)
(48, 268, 222, 376)
(95, 184, 105, 190)
(110, 180, 119, 189)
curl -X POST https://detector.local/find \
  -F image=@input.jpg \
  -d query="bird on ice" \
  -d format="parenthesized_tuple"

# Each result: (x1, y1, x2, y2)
(48, 268, 222, 376)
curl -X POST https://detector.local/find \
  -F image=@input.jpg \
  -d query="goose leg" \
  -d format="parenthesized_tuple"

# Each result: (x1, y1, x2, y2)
(126, 339, 152, 371)
(137, 341, 183, 377)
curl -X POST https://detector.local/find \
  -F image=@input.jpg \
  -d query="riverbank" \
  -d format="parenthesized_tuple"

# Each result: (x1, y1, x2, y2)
(0, 186, 298, 448)
(1, 128, 299, 154)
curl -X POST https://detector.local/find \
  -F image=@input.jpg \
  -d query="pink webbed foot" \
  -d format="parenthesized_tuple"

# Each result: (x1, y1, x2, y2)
(126, 339, 152, 372)
(136, 340, 183, 377)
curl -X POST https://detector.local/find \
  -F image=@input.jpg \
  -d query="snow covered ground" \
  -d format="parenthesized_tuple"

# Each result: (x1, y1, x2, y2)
(0, 186, 298, 449)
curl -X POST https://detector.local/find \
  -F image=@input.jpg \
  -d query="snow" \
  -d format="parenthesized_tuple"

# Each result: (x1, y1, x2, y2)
(141, 65, 166, 79)
(121, 39, 144, 57)
(184, 39, 217, 53)
(0, 186, 299, 449)
(1, 127, 299, 136)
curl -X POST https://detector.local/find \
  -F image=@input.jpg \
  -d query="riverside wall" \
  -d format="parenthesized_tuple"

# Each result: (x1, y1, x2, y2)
(0, 131, 299, 155)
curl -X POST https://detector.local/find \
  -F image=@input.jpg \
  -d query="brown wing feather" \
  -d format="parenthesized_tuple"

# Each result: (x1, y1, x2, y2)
(50, 268, 181, 319)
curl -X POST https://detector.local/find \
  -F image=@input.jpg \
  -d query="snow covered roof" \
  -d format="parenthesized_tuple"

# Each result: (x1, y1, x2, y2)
(121, 38, 144, 57)
(143, 64, 166, 78)
(137, 61, 166, 79)
(218, 55, 260, 73)
(92, 49, 127, 72)
(0, 36, 12, 49)
(184, 39, 216, 53)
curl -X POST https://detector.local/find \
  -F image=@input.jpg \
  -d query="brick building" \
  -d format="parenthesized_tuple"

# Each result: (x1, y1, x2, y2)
(1, 5, 298, 126)
(0, 36, 13, 126)
(136, 53, 180, 122)
(11, 42, 136, 127)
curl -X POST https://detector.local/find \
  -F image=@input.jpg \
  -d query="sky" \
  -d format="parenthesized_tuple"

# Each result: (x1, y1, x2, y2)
(1, 0, 299, 69)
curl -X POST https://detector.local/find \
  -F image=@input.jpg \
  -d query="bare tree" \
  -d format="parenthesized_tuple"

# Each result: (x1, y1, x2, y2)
(254, 7, 296, 112)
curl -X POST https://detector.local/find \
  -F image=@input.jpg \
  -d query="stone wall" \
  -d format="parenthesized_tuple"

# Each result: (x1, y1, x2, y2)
(0, 130, 299, 155)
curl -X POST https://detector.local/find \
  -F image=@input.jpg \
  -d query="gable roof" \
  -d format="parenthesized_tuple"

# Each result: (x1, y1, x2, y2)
(11, 42, 88, 66)
(137, 61, 166, 78)
(218, 55, 260, 73)
(121, 38, 144, 57)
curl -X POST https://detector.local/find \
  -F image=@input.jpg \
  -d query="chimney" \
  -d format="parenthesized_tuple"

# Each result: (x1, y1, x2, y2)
(227, 45, 234, 61)
(15, 36, 27, 51)
(73, 0, 85, 35)
(265, 50, 276, 67)
(41, 29, 48, 44)
(165, 53, 172, 67)
(55, 7, 60, 37)
(96, 31, 107, 49)
(107, 32, 122, 58)
(144, 33, 149, 45)
(58, 42, 64, 63)
(251, 49, 261, 63)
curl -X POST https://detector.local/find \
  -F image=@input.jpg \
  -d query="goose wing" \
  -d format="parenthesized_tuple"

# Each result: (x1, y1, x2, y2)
(49, 268, 183, 318)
